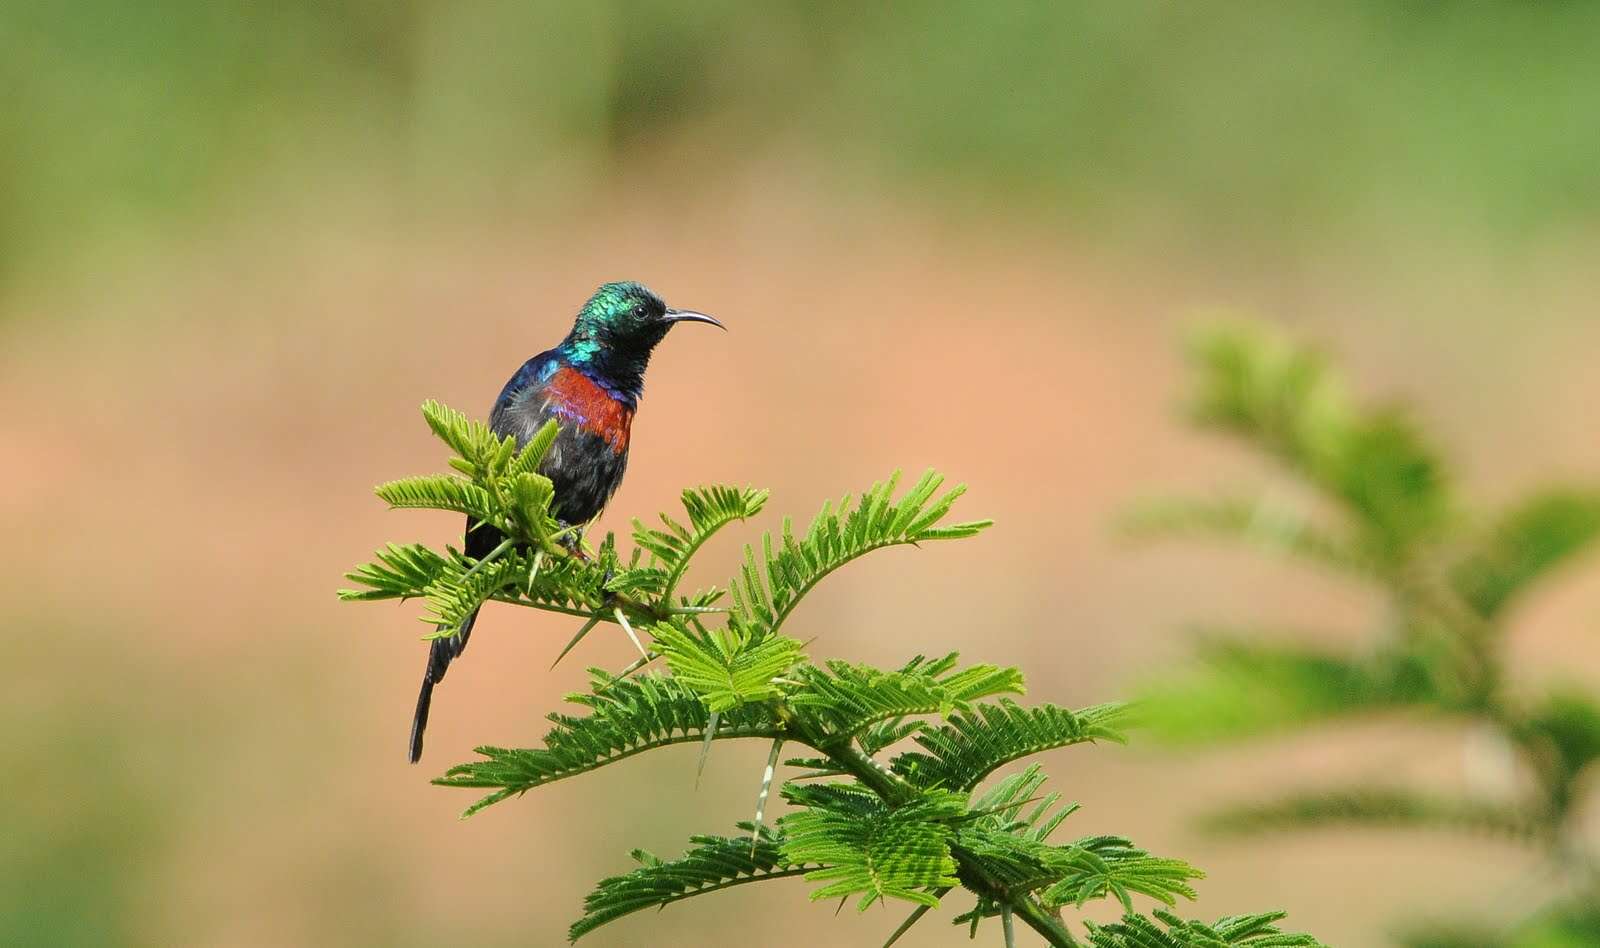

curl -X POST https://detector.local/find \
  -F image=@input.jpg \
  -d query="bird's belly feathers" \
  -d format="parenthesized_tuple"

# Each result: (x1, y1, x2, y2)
(541, 431, 628, 524)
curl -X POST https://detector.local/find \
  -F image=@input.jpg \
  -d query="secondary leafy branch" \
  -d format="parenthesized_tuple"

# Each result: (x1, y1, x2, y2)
(344, 400, 1327, 947)
(1128, 324, 1600, 946)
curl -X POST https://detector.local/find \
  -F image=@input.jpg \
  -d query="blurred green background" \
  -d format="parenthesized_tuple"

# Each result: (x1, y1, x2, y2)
(3, 3, 1599, 946)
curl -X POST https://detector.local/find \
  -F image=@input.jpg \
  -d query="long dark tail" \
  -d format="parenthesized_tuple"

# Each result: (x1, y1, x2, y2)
(409, 608, 480, 764)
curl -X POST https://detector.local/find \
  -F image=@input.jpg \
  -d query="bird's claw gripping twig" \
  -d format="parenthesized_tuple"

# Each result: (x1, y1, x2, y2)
(556, 528, 592, 562)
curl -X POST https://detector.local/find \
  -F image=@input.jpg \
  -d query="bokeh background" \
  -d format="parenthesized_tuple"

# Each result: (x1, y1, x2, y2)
(5, 4, 1600, 946)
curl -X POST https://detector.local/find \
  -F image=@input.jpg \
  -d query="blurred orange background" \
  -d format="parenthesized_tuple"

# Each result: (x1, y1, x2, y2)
(4, 4, 1600, 946)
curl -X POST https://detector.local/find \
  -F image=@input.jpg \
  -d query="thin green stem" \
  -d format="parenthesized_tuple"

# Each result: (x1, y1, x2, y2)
(1008, 897, 1078, 948)
(593, 652, 659, 692)
(823, 737, 918, 805)
(486, 595, 607, 620)
(792, 708, 1084, 947)
(949, 837, 1079, 948)
(459, 536, 516, 581)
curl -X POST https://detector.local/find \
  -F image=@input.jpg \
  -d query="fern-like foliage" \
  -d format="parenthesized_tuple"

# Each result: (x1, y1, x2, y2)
(1131, 322, 1600, 943)
(938, 764, 1205, 941)
(1121, 492, 1365, 576)
(1085, 910, 1326, 948)
(375, 474, 496, 519)
(621, 485, 769, 602)
(417, 545, 611, 632)
(434, 670, 783, 816)
(780, 783, 965, 909)
(1186, 325, 1452, 561)
(422, 398, 559, 486)
(1135, 636, 1437, 743)
(892, 700, 1129, 791)
(1041, 837, 1204, 911)
(410, 399, 567, 550)
(727, 469, 992, 641)
(650, 620, 807, 713)
(1202, 787, 1543, 844)
(1397, 899, 1600, 948)
(1451, 489, 1600, 619)
(345, 400, 1328, 947)
(969, 765, 1080, 839)
(339, 542, 447, 602)
(789, 653, 1025, 739)
(569, 825, 811, 942)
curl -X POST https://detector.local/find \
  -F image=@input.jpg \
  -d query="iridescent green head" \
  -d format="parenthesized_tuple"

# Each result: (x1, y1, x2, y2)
(560, 281, 722, 396)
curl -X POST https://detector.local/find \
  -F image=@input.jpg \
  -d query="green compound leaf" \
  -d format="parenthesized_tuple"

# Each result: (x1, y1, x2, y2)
(1085, 909, 1328, 948)
(1452, 488, 1600, 618)
(789, 653, 1024, 738)
(374, 475, 497, 520)
(339, 542, 448, 601)
(570, 825, 809, 942)
(1204, 786, 1544, 844)
(652, 621, 806, 713)
(630, 485, 769, 601)
(780, 783, 964, 910)
(436, 671, 783, 816)
(729, 469, 992, 641)
(892, 700, 1128, 792)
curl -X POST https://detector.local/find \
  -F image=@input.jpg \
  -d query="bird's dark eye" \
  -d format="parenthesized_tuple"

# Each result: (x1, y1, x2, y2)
(632, 303, 647, 318)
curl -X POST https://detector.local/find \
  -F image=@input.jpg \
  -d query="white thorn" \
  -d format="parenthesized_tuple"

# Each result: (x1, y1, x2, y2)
(750, 739, 784, 856)
(614, 607, 649, 659)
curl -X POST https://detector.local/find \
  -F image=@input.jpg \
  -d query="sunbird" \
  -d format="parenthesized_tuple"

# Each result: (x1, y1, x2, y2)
(410, 281, 723, 762)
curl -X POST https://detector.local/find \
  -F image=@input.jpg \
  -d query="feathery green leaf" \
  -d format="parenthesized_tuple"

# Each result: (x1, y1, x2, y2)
(729, 469, 991, 640)
(1452, 488, 1600, 618)
(893, 700, 1128, 792)
(652, 621, 806, 713)
(1522, 689, 1600, 784)
(780, 783, 964, 910)
(1135, 637, 1438, 744)
(1040, 837, 1203, 912)
(435, 671, 783, 816)
(1203, 787, 1543, 843)
(339, 542, 448, 601)
(1085, 910, 1328, 948)
(968, 765, 1079, 843)
(629, 486, 769, 601)
(374, 475, 497, 520)
(790, 653, 1025, 739)
(1187, 324, 1450, 560)
(570, 825, 809, 942)
(1121, 491, 1363, 575)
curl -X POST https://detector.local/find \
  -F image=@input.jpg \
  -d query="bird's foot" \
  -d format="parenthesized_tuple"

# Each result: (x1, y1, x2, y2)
(556, 526, 591, 562)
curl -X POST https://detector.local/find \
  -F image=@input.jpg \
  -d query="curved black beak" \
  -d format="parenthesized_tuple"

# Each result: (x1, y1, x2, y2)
(664, 308, 725, 330)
